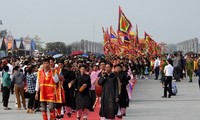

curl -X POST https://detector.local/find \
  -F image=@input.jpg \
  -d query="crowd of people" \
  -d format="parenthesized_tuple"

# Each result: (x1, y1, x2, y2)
(0, 52, 199, 120)
(0, 54, 135, 120)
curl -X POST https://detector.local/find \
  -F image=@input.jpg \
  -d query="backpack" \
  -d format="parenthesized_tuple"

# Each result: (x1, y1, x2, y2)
(171, 82, 178, 95)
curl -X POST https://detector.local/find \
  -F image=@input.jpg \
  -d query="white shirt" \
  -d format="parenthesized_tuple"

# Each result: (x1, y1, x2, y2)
(7, 63, 13, 75)
(154, 59, 160, 69)
(22, 65, 28, 73)
(164, 64, 174, 76)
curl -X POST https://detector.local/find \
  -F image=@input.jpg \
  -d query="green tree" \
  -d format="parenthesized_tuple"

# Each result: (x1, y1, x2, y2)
(45, 42, 67, 54)
(36, 44, 45, 53)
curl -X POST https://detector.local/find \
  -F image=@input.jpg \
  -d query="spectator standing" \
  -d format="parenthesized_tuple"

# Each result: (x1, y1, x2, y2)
(154, 57, 161, 80)
(2, 66, 11, 110)
(12, 66, 26, 110)
(186, 56, 194, 82)
(173, 54, 181, 82)
(162, 59, 174, 98)
(26, 65, 37, 113)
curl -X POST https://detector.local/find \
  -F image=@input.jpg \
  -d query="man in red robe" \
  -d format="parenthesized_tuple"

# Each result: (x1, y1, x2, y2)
(35, 58, 59, 120)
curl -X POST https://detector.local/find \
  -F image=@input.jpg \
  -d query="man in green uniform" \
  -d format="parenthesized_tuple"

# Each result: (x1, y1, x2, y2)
(186, 55, 194, 82)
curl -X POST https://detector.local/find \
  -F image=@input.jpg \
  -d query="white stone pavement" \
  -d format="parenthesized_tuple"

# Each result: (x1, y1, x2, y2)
(125, 76, 200, 120)
(0, 76, 200, 120)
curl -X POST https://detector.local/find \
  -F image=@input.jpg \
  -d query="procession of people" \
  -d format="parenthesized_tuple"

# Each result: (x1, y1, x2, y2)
(0, 51, 200, 120)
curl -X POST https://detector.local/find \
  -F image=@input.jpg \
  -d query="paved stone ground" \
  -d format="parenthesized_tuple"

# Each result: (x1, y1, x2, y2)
(0, 76, 200, 120)
(125, 76, 200, 120)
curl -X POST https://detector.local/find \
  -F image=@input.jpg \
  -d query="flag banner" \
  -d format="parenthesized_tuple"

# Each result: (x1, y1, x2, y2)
(110, 26, 118, 44)
(118, 6, 132, 36)
(102, 7, 162, 57)
(117, 36, 123, 45)
(144, 32, 160, 55)
(124, 36, 130, 43)
(144, 32, 149, 42)
(129, 31, 135, 41)
(102, 27, 110, 46)
(144, 32, 154, 43)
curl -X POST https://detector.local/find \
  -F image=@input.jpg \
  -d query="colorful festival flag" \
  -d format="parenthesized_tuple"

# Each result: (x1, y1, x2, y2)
(118, 6, 132, 36)
(117, 36, 123, 45)
(144, 32, 153, 42)
(110, 26, 118, 44)
(102, 27, 109, 46)
(102, 27, 110, 54)
(102, 7, 161, 57)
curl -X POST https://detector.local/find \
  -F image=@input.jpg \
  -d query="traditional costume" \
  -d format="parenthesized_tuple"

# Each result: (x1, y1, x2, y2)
(36, 68, 59, 120)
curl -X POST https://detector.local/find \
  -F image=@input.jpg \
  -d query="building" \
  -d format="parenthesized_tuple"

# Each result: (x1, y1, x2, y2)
(70, 39, 103, 54)
(177, 38, 198, 54)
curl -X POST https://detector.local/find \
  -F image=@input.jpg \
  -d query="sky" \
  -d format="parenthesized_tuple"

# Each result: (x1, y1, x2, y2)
(0, 0, 200, 45)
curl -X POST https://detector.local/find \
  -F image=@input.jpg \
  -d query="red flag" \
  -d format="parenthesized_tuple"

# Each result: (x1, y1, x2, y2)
(144, 32, 153, 42)
(117, 36, 123, 45)
(102, 27, 110, 54)
(118, 6, 132, 36)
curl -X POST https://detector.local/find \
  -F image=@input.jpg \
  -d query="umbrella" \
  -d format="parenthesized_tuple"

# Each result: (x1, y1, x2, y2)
(53, 54, 63, 58)
(71, 50, 83, 56)
(47, 51, 58, 56)
(82, 53, 88, 57)
(186, 51, 195, 55)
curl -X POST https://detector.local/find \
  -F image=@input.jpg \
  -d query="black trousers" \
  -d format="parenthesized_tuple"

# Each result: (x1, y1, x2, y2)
(164, 76, 172, 97)
(198, 80, 200, 88)
(180, 68, 183, 79)
(28, 92, 35, 109)
(89, 90, 96, 110)
(3, 87, 10, 107)
(34, 92, 40, 110)
(10, 83, 14, 94)
(155, 67, 160, 79)
(1, 84, 3, 102)
(173, 67, 180, 81)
